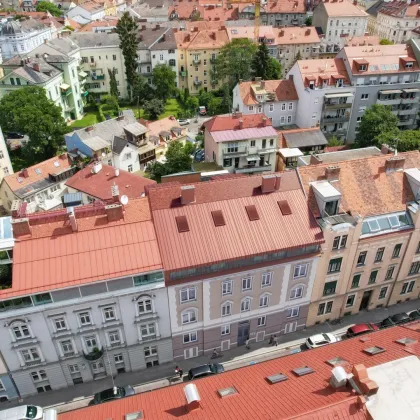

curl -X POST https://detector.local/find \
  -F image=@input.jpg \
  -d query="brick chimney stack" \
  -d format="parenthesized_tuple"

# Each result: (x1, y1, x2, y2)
(111, 184, 120, 203)
(181, 185, 195, 205)
(11, 218, 31, 237)
(105, 203, 124, 222)
(239, 119, 243, 129)
(68, 209, 78, 232)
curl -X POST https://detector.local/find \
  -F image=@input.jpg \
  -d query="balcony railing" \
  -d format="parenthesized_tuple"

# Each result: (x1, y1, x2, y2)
(324, 102, 352, 110)
(235, 164, 271, 174)
(222, 146, 248, 157)
(321, 115, 350, 124)
(401, 97, 417, 104)
(377, 97, 401, 105)
(61, 88, 72, 97)
(193, 59, 201, 65)
(397, 119, 414, 126)
(83, 347, 104, 361)
(24, 359, 43, 367)
(398, 108, 416, 115)
(257, 146, 276, 154)
(193, 80, 202, 86)
(179, 71, 187, 77)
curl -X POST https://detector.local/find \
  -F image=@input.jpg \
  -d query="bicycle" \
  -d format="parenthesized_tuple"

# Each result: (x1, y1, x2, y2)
(330, 318, 343, 325)
(210, 351, 224, 359)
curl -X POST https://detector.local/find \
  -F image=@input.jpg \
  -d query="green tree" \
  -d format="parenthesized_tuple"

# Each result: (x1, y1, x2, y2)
(213, 39, 257, 86)
(219, 83, 232, 114)
(207, 96, 222, 116)
(327, 136, 344, 147)
(292, 50, 302, 67)
(36, 1, 61, 16)
(184, 141, 196, 156)
(375, 129, 420, 152)
(252, 42, 272, 79)
(185, 96, 199, 115)
(0, 87, 68, 163)
(108, 68, 119, 98)
(356, 104, 399, 147)
(101, 95, 119, 116)
(267, 57, 282, 79)
(380, 38, 394, 45)
(144, 98, 164, 120)
(131, 74, 154, 106)
(116, 12, 138, 98)
(305, 16, 312, 26)
(198, 90, 213, 109)
(152, 64, 177, 102)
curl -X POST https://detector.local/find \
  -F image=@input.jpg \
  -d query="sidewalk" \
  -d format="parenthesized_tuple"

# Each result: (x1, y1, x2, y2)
(5, 299, 420, 410)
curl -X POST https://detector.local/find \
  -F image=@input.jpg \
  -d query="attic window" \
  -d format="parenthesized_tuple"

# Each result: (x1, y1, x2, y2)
(211, 210, 225, 227)
(217, 386, 238, 398)
(125, 412, 144, 420)
(292, 366, 314, 376)
(327, 357, 348, 367)
(363, 346, 386, 355)
(175, 215, 189, 233)
(367, 219, 380, 232)
(35, 168, 41, 175)
(278, 200, 292, 215)
(395, 337, 417, 345)
(245, 205, 259, 221)
(360, 64, 367, 71)
(266, 373, 288, 384)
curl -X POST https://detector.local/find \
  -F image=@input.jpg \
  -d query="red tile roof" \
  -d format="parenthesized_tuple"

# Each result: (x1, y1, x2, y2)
(297, 150, 420, 218)
(297, 58, 351, 88)
(148, 172, 324, 273)
(59, 325, 420, 420)
(4, 154, 73, 192)
(239, 79, 299, 105)
(379, 1, 420, 18)
(65, 164, 156, 201)
(6, 198, 162, 299)
(204, 114, 273, 132)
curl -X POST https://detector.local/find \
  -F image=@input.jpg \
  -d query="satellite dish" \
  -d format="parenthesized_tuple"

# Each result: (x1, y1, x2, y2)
(120, 195, 128, 205)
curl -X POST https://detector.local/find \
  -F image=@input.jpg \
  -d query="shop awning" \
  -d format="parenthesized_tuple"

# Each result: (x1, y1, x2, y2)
(403, 88, 420, 93)
(324, 92, 353, 98)
(60, 83, 70, 90)
(246, 155, 259, 162)
(78, 71, 88, 78)
(379, 89, 402, 94)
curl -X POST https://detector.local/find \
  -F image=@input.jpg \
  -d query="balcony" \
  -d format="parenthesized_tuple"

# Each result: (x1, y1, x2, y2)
(83, 347, 104, 361)
(61, 88, 72, 97)
(324, 102, 352, 110)
(398, 108, 417, 115)
(377, 97, 401, 106)
(193, 80, 202, 86)
(397, 118, 414, 126)
(179, 71, 187, 77)
(24, 359, 43, 367)
(235, 164, 272, 174)
(222, 146, 248, 157)
(193, 59, 201, 65)
(321, 115, 350, 124)
(257, 146, 276, 154)
(401, 97, 418, 104)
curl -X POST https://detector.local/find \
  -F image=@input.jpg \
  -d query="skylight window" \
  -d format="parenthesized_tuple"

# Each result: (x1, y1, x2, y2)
(327, 357, 348, 367)
(175, 215, 189, 233)
(368, 219, 380, 232)
(17, 177, 23, 183)
(245, 205, 259, 221)
(35, 168, 41, 175)
(266, 373, 288, 384)
(278, 200, 292, 215)
(217, 386, 238, 397)
(363, 346, 386, 355)
(388, 215, 399, 228)
(125, 412, 144, 420)
(211, 210, 226, 227)
(395, 338, 417, 345)
(292, 366, 314, 376)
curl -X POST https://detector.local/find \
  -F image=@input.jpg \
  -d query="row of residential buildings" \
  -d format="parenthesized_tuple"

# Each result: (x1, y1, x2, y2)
(0, 132, 419, 399)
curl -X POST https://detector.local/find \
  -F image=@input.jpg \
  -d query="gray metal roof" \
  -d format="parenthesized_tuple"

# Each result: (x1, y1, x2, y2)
(124, 122, 148, 137)
(112, 136, 128, 155)
(63, 192, 83, 205)
(283, 130, 328, 148)
(69, 32, 120, 48)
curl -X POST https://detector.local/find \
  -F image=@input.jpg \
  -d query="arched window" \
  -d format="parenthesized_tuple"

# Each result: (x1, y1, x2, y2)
(290, 285, 304, 300)
(240, 297, 251, 312)
(221, 301, 232, 317)
(137, 296, 153, 314)
(259, 293, 270, 308)
(181, 308, 197, 324)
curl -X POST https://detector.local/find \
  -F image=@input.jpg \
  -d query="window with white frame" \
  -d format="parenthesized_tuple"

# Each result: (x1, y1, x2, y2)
(257, 315, 266, 326)
(144, 345, 157, 357)
(21, 348, 41, 362)
(288, 102, 293, 110)
(345, 294, 355, 307)
(269, 104, 274, 112)
(261, 272, 272, 288)
(53, 317, 67, 331)
(259, 294, 269, 307)
(242, 276, 252, 291)
(248, 106, 254, 111)
(241, 298, 251, 312)
(287, 307, 299, 318)
(221, 302, 232, 317)
(68, 364, 79, 373)
(84, 335, 97, 352)
(12, 324, 31, 339)
(401, 280, 415, 295)
(222, 280, 233, 296)
(78, 312, 91, 326)
(180, 287, 196, 303)
(137, 297, 153, 314)
(140, 323, 156, 338)
(108, 330, 121, 345)
(290, 285, 303, 300)
(287, 116, 292, 123)
(183, 331, 197, 344)
(332, 235, 347, 250)
(114, 354, 124, 364)
(281, 103, 286, 111)
(31, 370, 47, 382)
(293, 264, 308, 279)
(60, 340, 74, 354)
(221, 324, 230, 335)
(103, 306, 116, 321)
(181, 309, 197, 324)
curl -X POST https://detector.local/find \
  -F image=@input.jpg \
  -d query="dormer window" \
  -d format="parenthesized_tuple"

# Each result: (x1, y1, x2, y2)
(336, 78, 343, 87)
(311, 180, 341, 218)
(406, 62, 413, 69)
(325, 200, 339, 216)
(309, 81, 315, 90)
(360, 64, 367, 71)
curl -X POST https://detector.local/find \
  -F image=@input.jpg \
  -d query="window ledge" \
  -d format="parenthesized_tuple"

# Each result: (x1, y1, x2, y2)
(134, 312, 159, 323)
(12, 338, 38, 348)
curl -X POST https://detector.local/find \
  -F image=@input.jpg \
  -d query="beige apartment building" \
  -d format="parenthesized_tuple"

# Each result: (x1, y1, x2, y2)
(298, 148, 420, 326)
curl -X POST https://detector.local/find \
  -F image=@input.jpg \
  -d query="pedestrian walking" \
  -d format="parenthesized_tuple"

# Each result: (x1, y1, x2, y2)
(175, 366, 183, 378)
(268, 335, 274, 345)
(245, 337, 250, 350)
(273, 335, 278, 347)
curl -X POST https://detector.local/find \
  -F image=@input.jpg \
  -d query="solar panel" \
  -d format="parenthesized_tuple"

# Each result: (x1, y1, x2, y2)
(211, 210, 226, 227)
(245, 205, 259, 221)
(327, 357, 348, 367)
(292, 366, 314, 376)
(363, 346, 386, 355)
(396, 338, 417, 345)
(175, 215, 189, 233)
(266, 373, 288, 384)
(278, 200, 292, 215)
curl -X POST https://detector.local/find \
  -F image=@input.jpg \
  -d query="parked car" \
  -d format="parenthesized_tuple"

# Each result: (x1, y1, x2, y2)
(346, 323, 379, 338)
(7, 132, 24, 139)
(194, 149, 205, 162)
(198, 106, 207, 116)
(305, 333, 338, 349)
(380, 312, 410, 328)
(177, 118, 190, 126)
(188, 363, 224, 380)
(408, 310, 420, 320)
(90, 385, 135, 405)
(0, 405, 43, 420)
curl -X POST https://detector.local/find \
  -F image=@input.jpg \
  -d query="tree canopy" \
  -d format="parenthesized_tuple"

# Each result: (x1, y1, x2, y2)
(36, 1, 61, 16)
(251, 43, 272, 80)
(380, 39, 394, 45)
(0, 87, 68, 163)
(108, 68, 118, 98)
(213, 39, 257, 87)
(356, 104, 399, 147)
(144, 98, 164, 120)
(152, 64, 177, 102)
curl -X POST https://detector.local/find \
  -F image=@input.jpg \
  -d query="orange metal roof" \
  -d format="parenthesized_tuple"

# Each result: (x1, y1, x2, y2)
(298, 150, 420, 218)
(65, 164, 156, 201)
(6, 198, 162, 299)
(148, 173, 324, 273)
(59, 325, 420, 420)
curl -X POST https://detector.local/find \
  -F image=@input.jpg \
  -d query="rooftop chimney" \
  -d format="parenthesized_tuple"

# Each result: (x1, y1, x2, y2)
(260, 80, 265, 89)
(11, 218, 31, 237)
(274, 174, 281, 190)
(32, 63, 40, 72)
(68, 209, 78, 232)
(105, 203, 123, 222)
(325, 165, 340, 181)
(262, 117, 269, 126)
(111, 184, 120, 203)
(380, 143, 395, 155)
(11, 200, 22, 218)
(181, 185, 195, 205)
(385, 156, 405, 173)
(85, 126, 94, 132)
(261, 174, 277, 193)
(280, 29, 285, 36)
(184, 384, 201, 413)
(352, 364, 379, 396)
(21, 168, 29, 178)
(239, 119, 243, 129)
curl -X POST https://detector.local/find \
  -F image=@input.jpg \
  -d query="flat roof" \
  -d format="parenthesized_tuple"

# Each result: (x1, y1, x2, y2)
(311, 180, 341, 199)
(283, 130, 327, 148)
(298, 146, 382, 165)
(279, 148, 304, 158)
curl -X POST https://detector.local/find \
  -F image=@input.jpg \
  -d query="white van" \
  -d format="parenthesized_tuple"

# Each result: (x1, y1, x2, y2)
(0, 406, 43, 420)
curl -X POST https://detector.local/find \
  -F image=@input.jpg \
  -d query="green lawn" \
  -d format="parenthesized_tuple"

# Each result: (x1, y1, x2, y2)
(192, 162, 222, 172)
(69, 111, 100, 128)
(159, 98, 183, 119)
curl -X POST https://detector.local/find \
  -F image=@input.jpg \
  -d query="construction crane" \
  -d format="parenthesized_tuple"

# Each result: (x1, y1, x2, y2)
(227, 0, 262, 42)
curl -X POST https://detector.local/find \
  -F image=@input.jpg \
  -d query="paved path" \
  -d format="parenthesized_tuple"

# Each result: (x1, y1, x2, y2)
(4, 299, 420, 412)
